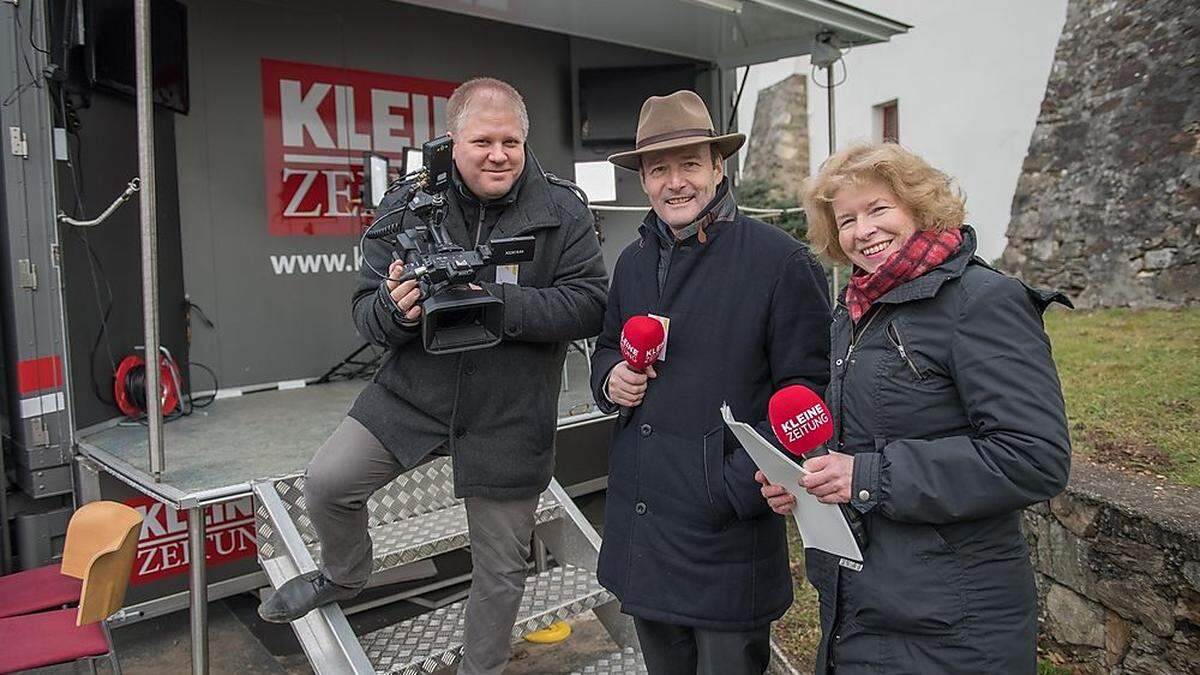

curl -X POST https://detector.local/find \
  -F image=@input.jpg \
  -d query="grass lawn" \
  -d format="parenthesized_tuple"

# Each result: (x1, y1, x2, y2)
(1045, 307, 1199, 486)
(770, 521, 822, 670)
(772, 308, 1200, 669)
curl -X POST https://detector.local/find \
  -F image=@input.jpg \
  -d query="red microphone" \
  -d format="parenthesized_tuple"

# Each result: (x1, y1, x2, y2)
(769, 385, 833, 456)
(768, 384, 868, 551)
(617, 316, 665, 424)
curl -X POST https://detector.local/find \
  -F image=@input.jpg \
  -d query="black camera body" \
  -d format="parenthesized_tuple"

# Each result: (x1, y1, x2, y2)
(366, 136, 536, 355)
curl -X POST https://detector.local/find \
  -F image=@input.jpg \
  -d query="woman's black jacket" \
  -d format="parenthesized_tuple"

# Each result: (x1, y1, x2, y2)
(808, 226, 1072, 674)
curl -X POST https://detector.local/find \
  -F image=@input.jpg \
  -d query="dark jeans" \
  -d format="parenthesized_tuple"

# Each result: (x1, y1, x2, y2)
(633, 616, 771, 675)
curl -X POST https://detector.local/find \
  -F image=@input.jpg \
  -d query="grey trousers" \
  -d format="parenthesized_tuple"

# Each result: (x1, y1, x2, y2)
(633, 616, 771, 675)
(305, 417, 539, 675)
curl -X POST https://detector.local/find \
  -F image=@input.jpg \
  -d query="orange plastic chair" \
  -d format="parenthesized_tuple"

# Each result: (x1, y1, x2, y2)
(0, 500, 144, 674)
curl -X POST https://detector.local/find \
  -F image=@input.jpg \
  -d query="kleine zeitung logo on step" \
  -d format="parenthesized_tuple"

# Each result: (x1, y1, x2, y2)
(125, 496, 257, 584)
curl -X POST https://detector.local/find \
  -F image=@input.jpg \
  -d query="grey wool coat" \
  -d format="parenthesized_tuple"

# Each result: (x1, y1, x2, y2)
(809, 226, 1072, 674)
(348, 151, 608, 499)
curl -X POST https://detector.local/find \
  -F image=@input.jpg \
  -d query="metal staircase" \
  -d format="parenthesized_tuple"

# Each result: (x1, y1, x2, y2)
(252, 456, 645, 674)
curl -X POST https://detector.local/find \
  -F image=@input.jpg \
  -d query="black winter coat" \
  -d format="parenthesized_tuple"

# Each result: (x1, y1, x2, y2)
(349, 152, 608, 499)
(808, 227, 1071, 674)
(590, 197, 831, 630)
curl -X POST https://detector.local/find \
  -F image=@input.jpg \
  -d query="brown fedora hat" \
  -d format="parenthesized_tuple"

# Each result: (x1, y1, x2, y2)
(608, 90, 746, 171)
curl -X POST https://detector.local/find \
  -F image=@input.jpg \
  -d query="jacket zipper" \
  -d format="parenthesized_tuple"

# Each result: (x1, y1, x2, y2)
(832, 305, 881, 454)
(474, 204, 487, 246)
(845, 307, 882, 364)
(885, 322, 925, 380)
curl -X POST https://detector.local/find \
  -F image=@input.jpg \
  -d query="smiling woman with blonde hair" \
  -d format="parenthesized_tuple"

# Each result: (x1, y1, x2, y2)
(760, 142, 1073, 674)
(804, 142, 965, 266)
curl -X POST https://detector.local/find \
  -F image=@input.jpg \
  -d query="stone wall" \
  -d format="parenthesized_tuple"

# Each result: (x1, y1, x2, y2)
(1001, 0, 1199, 308)
(1023, 461, 1200, 673)
(742, 74, 809, 205)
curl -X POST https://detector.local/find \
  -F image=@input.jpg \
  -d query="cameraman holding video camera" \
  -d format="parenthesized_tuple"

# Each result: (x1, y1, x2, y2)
(258, 77, 607, 675)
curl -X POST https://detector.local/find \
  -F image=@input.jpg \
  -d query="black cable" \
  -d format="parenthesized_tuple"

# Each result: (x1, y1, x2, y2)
(363, 201, 413, 242)
(726, 65, 751, 134)
(81, 231, 119, 406)
(185, 299, 215, 330)
(57, 0, 75, 83)
(810, 59, 848, 90)
(29, 0, 50, 55)
(15, 5, 40, 82)
(58, 86, 85, 212)
(178, 297, 219, 409)
(121, 353, 195, 423)
(187, 361, 219, 409)
(3, 1, 45, 106)
(119, 367, 173, 426)
(125, 364, 148, 412)
(358, 202, 411, 282)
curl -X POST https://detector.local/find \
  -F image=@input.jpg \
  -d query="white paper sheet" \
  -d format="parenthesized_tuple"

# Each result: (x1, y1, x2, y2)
(573, 161, 617, 203)
(721, 404, 864, 562)
(405, 148, 423, 173)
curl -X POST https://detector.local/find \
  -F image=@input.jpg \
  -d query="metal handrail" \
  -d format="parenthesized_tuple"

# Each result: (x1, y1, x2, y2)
(253, 481, 376, 674)
(57, 178, 140, 227)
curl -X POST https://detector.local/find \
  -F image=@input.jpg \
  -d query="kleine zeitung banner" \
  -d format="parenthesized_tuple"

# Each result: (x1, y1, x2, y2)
(125, 496, 257, 584)
(261, 59, 459, 236)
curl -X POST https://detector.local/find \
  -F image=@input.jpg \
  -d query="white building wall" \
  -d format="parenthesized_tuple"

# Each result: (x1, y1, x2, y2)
(737, 0, 1069, 261)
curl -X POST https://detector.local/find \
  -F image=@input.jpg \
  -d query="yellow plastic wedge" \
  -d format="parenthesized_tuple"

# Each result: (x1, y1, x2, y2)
(523, 620, 572, 644)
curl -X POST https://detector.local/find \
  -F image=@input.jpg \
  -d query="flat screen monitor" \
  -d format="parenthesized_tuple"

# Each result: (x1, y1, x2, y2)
(578, 64, 698, 147)
(87, 0, 189, 114)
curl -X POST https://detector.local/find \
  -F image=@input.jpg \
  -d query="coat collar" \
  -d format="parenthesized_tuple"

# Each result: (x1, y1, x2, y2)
(639, 177, 738, 246)
(451, 148, 561, 239)
(874, 225, 977, 305)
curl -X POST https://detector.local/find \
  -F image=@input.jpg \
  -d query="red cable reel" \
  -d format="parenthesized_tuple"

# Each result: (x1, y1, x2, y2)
(114, 353, 181, 418)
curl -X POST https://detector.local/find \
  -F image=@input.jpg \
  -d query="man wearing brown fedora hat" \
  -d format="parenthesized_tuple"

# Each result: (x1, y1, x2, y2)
(589, 90, 832, 674)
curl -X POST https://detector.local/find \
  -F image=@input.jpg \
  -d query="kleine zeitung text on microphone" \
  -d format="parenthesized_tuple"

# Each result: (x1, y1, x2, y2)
(619, 334, 641, 362)
(781, 404, 830, 443)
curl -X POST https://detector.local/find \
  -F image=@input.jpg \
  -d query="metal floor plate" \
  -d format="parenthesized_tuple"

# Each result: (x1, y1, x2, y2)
(362, 565, 613, 674)
(256, 461, 564, 577)
(571, 648, 647, 675)
(309, 493, 564, 575)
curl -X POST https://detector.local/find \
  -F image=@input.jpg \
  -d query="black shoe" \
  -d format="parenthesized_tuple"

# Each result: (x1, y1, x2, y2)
(257, 571, 361, 623)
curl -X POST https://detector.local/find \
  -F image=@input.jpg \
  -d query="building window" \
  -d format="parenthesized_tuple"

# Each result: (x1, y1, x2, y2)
(874, 100, 899, 143)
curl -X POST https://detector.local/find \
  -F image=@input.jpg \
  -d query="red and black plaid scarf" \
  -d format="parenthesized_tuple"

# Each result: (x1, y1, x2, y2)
(845, 228, 964, 322)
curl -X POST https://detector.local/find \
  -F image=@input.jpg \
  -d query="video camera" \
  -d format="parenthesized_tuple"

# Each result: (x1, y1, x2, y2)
(364, 136, 536, 355)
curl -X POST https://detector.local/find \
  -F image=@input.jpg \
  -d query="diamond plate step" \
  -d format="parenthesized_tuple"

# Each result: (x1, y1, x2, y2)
(362, 564, 613, 674)
(312, 493, 563, 575)
(571, 648, 647, 674)
(255, 457, 563, 578)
